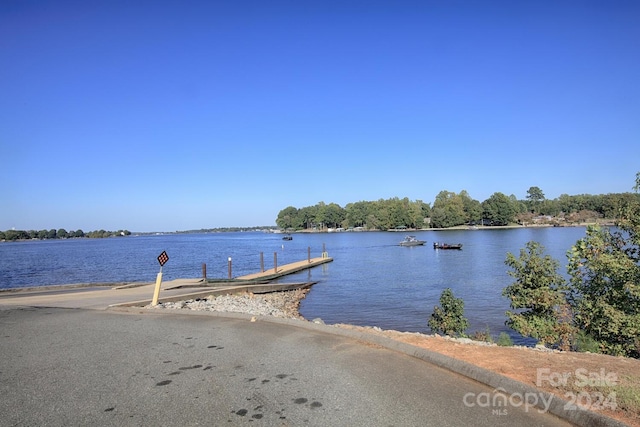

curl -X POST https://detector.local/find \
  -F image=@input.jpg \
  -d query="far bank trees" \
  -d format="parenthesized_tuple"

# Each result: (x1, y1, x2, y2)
(0, 228, 130, 241)
(276, 198, 430, 231)
(276, 188, 639, 231)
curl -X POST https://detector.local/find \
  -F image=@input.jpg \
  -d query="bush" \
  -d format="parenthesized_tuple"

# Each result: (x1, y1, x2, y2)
(470, 326, 493, 343)
(573, 331, 602, 354)
(428, 288, 469, 336)
(497, 332, 513, 347)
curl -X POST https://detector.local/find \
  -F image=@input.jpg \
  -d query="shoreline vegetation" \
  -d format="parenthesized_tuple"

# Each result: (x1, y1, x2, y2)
(275, 189, 639, 232)
(0, 219, 617, 243)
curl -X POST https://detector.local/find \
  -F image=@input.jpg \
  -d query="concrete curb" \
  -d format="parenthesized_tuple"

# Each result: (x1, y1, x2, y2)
(109, 306, 629, 427)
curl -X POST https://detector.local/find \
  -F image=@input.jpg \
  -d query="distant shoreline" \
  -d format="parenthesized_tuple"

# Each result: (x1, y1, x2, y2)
(1, 221, 616, 243)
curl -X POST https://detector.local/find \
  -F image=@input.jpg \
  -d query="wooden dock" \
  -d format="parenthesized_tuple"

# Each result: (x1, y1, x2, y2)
(234, 256, 333, 281)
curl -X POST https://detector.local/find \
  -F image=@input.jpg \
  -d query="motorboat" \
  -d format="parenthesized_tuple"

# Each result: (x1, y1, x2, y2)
(399, 235, 425, 246)
(433, 242, 463, 250)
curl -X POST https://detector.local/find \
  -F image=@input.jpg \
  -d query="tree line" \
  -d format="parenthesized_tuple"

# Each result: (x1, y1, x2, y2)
(276, 187, 640, 231)
(1, 228, 132, 241)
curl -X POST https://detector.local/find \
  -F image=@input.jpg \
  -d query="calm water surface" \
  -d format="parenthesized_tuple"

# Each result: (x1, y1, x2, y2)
(0, 227, 588, 342)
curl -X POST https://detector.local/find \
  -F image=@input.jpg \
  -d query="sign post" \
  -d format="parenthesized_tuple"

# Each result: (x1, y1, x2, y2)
(152, 251, 169, 306)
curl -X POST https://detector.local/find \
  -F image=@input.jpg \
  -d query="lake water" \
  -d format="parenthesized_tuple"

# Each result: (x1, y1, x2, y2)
(0, 227, 589, 343)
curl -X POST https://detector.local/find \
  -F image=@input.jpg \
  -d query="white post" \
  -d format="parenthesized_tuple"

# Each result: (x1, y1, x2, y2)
(151, 269, 163, 306)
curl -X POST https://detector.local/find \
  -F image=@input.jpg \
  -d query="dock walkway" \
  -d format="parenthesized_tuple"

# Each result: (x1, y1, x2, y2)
(234, 256, 332, 281)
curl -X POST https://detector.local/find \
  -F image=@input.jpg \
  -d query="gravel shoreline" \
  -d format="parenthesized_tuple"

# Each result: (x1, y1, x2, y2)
(146, 288, 310, 320)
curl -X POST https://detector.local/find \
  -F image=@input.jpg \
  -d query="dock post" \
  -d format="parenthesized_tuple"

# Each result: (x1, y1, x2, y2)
(322, 243, 329, 259)
(260, 252, 264, 272)
(202, 263, 207, 280)
(151, 269, 163, 306)
(308, 247, 311, 263)
(228, 257, 232, 279)
(273, 252, 277, 273)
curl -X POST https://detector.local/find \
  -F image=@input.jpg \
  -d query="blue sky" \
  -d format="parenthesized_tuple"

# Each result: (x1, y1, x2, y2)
(1, 1, 638, 232)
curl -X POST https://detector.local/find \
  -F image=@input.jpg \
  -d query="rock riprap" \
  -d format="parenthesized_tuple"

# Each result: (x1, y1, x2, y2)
(147, 289, 309, 319)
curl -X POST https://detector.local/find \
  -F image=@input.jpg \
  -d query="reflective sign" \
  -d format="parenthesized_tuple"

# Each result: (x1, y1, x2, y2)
(157, 251, 169, 266)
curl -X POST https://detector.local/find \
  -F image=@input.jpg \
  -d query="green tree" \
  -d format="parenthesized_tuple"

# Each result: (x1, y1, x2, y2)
(526, 186, 545, 213)
(527, 186, 545, 202)
(567, 173, 640, 358)
(428, 288, 469, 336)
(371, 199, 391, 230)
(503, 241, 573, 349)
(88, 229, 108, 238)
(538, 198, 561, 216)
(313, 202, 328, 229)
(345, 201, 369, 228)
(601, 193, 639, 219)
(482, 192, 517, 226)
(409, 199, 430, 229)
(568, 225, 640, 357)
(460, 190, 482, 224)
(5, 230, 27, 240)
(431, 191, 466, 228)
(319, 203, 346, 229)
(298, 205, 318, 230)
(388, 197, 411, 229)
(57, 228, 68, 239)
(556, 193, 573, 214)
(276, 206, 300, 230)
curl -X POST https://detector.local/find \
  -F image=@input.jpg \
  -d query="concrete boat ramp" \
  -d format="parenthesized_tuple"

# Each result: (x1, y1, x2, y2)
(0, 256, 333, 310)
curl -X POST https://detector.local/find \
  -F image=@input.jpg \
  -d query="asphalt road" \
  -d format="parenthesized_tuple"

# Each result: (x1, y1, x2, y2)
(0, 306, 573, 427)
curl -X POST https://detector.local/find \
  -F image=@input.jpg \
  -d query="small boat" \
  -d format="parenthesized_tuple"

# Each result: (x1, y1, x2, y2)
(399, 235, 425, 246)
(282, 235, 293, 241)
(433, 242, 463, 250)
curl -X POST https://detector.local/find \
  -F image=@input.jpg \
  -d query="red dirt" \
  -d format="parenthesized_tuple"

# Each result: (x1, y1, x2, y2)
(335, 325, 640, 427)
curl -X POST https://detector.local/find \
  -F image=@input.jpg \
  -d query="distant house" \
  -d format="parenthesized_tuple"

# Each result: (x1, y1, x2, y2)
(533, 215, 553, 223)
